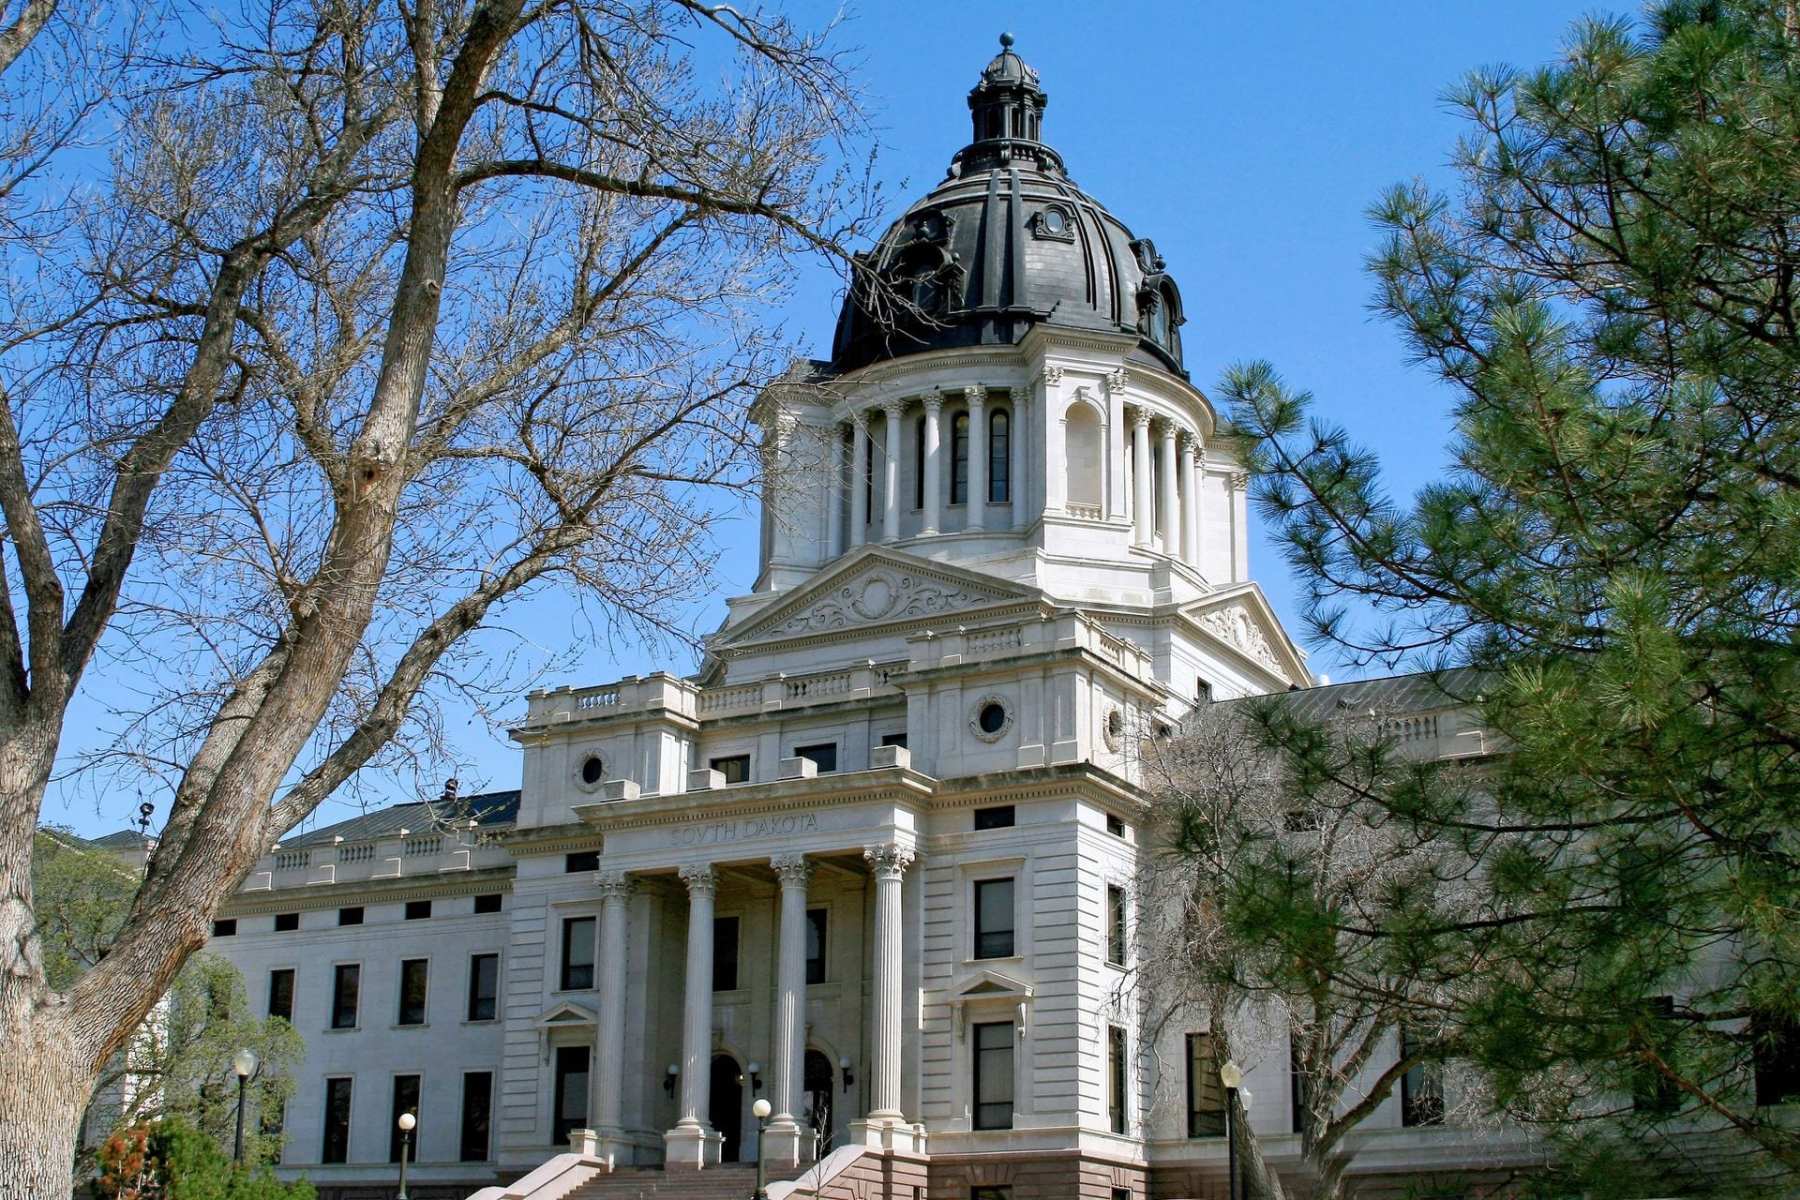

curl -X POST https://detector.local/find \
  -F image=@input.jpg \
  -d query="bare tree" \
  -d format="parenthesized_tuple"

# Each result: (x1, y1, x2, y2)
(1137, 698, 1483, 1200)
(0, 1, 878, 1192)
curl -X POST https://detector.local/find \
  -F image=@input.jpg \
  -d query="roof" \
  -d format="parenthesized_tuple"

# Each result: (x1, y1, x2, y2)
(1225, 666, 1490, 724)
(277, 789, 521, 849)
(89, 829, 151, 849)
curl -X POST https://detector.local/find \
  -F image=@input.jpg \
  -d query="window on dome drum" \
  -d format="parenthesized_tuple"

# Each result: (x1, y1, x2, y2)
(389, 1074, 420, 1162)
(1186, 1032, 1226, 1136)
(565, 850, 599, 873)
(710, 754, 750, 784)
(973, 805, 1014, 831)
(338, 906, 363, 926)
(560, 916, 595, 991)
(913, 415, 926, 509)
(474, 893, 503, 914)
(274, 912, 299, 932)
(951, 411, 970, 504)
(1108, 1025, 1128, 1134)
(460, 1071, 492, 1162)
(972, 1020, 1014, 1130)
(805, 908, 828, 984)
(321, 1078, 352, 1163)
(1107, 885, 1127, 966)
(880, 732, 908, 750)
(988, 407, 1009, 503)
(974, 878, 1016, 959)
(1401, 1027, 1444, 1127)
(1633, 996, 1681, 1114)
(713, 916, 740, 991)
(1147, 295, 1170, 347)
(211, 918, 236, 937)
(1753, 1010, 1800, 1106)
(468, 953, 499, 1021)
(552, 1046, 590, 1145)
(267, 968, 295, 1022)
(405, 899, 432, 920)
(1064, 402, 1102, 513)
(397, 958, 428, 1026)
(331, 964, 359, 1029)
(793, 743, 837, 774)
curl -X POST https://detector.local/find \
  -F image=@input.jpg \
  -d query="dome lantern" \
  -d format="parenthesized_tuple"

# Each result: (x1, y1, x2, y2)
(958, 33, 1064, 178)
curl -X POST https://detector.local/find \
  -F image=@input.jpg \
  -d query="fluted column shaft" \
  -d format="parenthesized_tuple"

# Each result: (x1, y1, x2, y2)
(849, 414, 868, 549)
(676, 865, 716, 1130)
(769, 855, 813, 1135)
(1131, 409, 1153, 546)
(921, 396, 943, 536)
(1160, 421, 1180, 556)
(965, 386, 987, 531)
(1180, 432, 1200, 567)
(827, 427, 845, 558)
(881, 400, 903, 542)
(863, 843, 914, 1120)
(593, 872, 634, 1136)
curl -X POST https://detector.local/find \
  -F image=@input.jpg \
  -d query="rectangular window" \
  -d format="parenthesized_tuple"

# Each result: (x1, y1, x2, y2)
(1112, 1190, 1132, 1200)
(331, 964, 360, 1030)
(913, 415, 926, 509)
(973, 805, 1015, 831)
(951, 411, 970, 504)
(260, 1097, 286, 1142)
(389, 1074, 420, 1163)
(1106, 885, 1127, 966)
(805, 908, 828, 985)
(879, 732, 909, 750)
(338, 906, 364, 926)
(267, 968, 295, 1022)
(1186, 1032, 1225, 1137)
(560, 917, 595, 991)
(713, 916, 740, 991)
(1400, 1028, 1444, 1127)
(989, 407, 1010, 503)
(1291, 1034, 1310, 1135)
(460, 1072, 493, 1162)
(1633, 996, 1680, 1114)
(1106, 813, 1127, 838)
(972, 1021, 1015, 1130)
(398, 959, 428, 1026)
(793, 743, 837, 774)
(405, 899, 432, 921)
(274, 912, 299, 932)
(972, 1190, 1012, 1200)
(321, 1078, 352, 1164)
(565, 850, 599, 873)
(1753, 1010, 1800, 1107)
(973, 878, 1016, 959)
(212, 918, 237, 937)
(552, 1045, 590, 1145)
(468, 953, 499, 1022)
(473, 893, 503, 915)
(710, 754, 750, 784)
(1108, 1025, 1128, 1134)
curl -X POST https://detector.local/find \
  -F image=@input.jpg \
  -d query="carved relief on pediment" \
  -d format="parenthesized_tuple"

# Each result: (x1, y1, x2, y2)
(1195, 601, 1283, 673)
(765, 568, 996, 638)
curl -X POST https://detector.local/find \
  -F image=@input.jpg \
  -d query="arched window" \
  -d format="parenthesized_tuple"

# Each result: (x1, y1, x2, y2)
(1147, 295, 1170, 347)
(951, 411, 970, 504)
(913, 415, 926, 509)
(1065, 403, 1103, 513)
(988, 408, 1010, 503)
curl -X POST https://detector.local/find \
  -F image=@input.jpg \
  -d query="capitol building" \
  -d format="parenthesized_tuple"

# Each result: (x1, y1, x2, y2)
(207, 36, 1498, 1200)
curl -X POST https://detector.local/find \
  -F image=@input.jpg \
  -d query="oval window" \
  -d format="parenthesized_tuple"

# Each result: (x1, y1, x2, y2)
(1043, 208, 1066, 235)
(579, 754, 605, 786)
(978, 702, 1007, 735)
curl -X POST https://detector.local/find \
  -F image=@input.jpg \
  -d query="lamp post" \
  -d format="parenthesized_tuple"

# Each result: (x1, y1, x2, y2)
(751, 1097, 772, 1200)
(396, 1111, 416, 1200)
(1219, 1060, 1242, 1200)
(231, 1048, 259, 1164)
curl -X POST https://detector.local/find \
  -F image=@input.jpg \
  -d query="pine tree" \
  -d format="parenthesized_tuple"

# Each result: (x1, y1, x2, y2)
(1220, 2, 1800, 1192)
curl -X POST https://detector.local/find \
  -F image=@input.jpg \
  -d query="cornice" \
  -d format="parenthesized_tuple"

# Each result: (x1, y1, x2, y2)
(574, 766, 936, 833)
(718, 599, 1050, 659)
(221, 865, 515, 915)
(928, 762, 1148, 812)
(496, 826, 605, 856)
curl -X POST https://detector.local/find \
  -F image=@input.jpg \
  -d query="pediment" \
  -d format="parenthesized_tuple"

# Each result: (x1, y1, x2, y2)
(717, 547, 1034, 646)
(1181, 584, 1309, 686)
(953, 967, 1033, 1000)
(535, 1000, 596, 1028)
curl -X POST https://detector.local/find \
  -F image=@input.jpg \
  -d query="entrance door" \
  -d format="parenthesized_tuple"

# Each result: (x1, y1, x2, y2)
(803, 1050, 834, 1155)
(709, 1054, 743, 1163)
(552, 1045, 590, 1146)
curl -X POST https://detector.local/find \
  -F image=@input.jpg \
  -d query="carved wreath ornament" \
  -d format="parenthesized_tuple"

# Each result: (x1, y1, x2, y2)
(768, 571, 990, 637)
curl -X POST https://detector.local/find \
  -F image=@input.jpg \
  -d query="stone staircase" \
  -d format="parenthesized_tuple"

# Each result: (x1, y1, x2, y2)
(563, 1164, 807, 1200)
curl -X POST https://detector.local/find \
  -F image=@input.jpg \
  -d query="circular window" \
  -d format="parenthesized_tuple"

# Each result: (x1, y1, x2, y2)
(968, 695, 1014, 743)
(1043, 208, 1066, 234)
(1103, 708, 1125, 752)
(578, 753, 605, 788)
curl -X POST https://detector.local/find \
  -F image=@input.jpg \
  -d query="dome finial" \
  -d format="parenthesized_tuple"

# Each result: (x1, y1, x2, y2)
(999, 32, 1014, 49)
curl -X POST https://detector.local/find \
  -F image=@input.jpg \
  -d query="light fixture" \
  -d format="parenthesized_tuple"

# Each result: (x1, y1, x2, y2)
(839, 1055, 854, 1091)
(395, 1111, 416, 1200)
(232, 1048, 259, 1079)
(1219, 1060, 1243, 1200)
(1218, 1059, 1242, 1089)
(230, 1048, 259, 1163)
(752, 1098, 774, 1200)
(746, 1061, 763, 1094)
(752, 1098, 772, 1120)
(397, 1112, 416, 1132)
(664, 1063, 680, 1098)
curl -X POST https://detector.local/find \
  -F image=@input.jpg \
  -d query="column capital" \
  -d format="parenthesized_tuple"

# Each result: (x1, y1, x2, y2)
(863, 842, 916, 879)
(595, 871, 637, 901)
(1040, 364, 1063, 386)
(770, 854, 814, 888)
(881, 395, 906, 419)
(1230, 470, 1251, 492)
(850, 408, 868, 431)
(1158, 417, 1180, 442)
(922, 391, 944, 415)
(1180, 429, 1201, 454)
(1104, 367, 1130, 395)
(1129, 405, 1153, 430)
(678, 863, 717, 897)
(963, 384, 987, 408)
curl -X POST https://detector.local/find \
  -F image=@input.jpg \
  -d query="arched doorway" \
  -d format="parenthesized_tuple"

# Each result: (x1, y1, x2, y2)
(709, 1054, 743, 1163)
(803, 1050, 834, 1155)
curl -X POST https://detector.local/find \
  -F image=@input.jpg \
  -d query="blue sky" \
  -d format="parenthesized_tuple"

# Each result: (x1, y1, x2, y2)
(48, 1, 1596, 838)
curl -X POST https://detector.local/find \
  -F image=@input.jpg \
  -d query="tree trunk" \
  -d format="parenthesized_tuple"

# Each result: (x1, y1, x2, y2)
(0, 1003, 92, 1200)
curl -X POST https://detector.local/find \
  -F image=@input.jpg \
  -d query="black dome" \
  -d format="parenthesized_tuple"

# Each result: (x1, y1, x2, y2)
(830, 36, 1187, 376)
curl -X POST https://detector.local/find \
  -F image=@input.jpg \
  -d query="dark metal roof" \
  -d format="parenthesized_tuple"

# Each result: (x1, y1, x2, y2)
(1225, 667, 1490, 723)
(89, 829, 151, 849)
(829, 36, 1187, 376)
(277, 789, 521, 849)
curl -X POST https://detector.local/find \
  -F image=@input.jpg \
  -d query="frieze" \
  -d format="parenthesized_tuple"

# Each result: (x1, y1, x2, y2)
(670, 811, 820, 848)
(763, 569, 1002, 638)
(1196, 601, 1282, 673)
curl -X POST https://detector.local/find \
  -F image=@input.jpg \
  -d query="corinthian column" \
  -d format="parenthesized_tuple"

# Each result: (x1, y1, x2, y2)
(920, 394, 943, 536)
(849, 412, 869, 549)
(1180, 431, 1200, 567)
(882, 399, 904, 542)
(763, 854, 813, 1167)
(666, 864, 721, 1167)
(1160, 420, 1180, 556)
(1131, 408, 1153, 546)
(965, 385, 987, 530)
(592, 871, 635, 1158)
(852, 842, 918, 1152)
